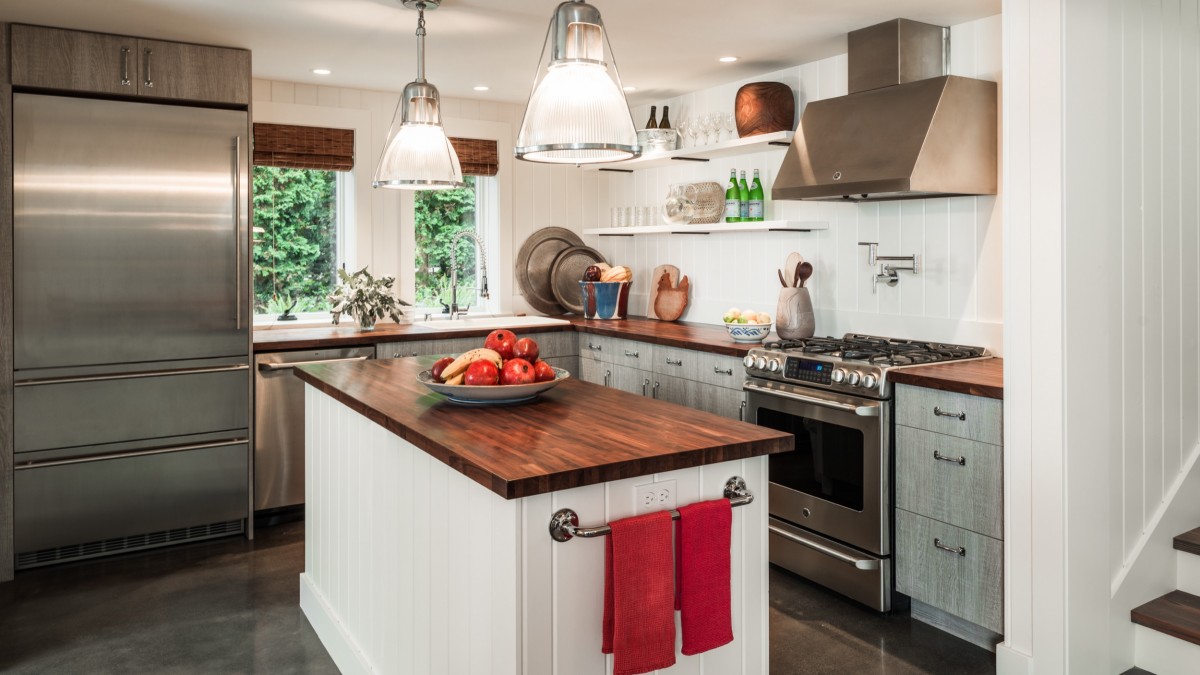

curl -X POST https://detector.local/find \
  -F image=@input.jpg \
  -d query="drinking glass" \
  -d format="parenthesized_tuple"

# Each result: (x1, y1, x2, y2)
(677, 119, 692, 148)
(610, 207, 621, 228)
(723, 113, 737, 142)
(700, 114, 716, 145)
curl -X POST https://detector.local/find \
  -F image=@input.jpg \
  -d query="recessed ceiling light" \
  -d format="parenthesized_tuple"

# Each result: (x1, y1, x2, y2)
(312, 68, 332, 75)
(473, 85, 490, 91)
(623, 86, 637, 92)
(718, 56, 738, 63)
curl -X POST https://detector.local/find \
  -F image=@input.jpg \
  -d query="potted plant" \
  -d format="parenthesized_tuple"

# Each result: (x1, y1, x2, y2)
(328, 267, 410, 331)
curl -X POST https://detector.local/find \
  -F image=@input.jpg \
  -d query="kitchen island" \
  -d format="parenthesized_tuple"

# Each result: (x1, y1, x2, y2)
(293, 356, 791, 675)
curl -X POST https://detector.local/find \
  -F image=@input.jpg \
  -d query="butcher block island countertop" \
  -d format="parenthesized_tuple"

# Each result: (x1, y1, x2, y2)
(296, 355, 787, 675)
(293, 355, 792, 499)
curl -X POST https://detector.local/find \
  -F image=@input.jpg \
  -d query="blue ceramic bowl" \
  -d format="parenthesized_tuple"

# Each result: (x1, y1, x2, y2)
(725, 322, 773, 343)
(579, 281, 630, 319)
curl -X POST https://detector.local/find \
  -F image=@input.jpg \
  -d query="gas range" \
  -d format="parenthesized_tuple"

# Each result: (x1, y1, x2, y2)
(743, 333, 990, 400)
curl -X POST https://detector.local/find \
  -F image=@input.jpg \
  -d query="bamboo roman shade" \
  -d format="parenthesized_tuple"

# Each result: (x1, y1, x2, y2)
(253, 123, 355, 171)
(449, 137, 499, 176)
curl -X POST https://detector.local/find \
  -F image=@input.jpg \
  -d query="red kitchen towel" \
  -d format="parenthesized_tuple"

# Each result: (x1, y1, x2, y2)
(602, 510, 677, 675)
(675, 498, 734, 655)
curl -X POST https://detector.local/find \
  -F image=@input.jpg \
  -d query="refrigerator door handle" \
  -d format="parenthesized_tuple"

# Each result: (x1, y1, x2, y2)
(14, 363, 250, 387)
(234, 135, 242, 331)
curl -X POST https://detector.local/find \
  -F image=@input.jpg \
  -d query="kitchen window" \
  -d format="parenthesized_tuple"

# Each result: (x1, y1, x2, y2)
(251, 123, 354, 318)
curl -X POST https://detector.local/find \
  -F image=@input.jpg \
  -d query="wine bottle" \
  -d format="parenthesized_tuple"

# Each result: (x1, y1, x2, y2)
(725, 169, 740, 222)
(738, 171, 750, 221)
(748, 169, 765, 221)
(659, 106, 672, 129)
(645, 106, 658, 129)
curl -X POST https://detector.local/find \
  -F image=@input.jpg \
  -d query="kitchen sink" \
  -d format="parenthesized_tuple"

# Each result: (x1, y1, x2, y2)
(414, 315, 571, 331)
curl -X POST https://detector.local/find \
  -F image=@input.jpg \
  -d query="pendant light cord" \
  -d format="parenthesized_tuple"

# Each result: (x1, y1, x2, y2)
(415, 2, 427, 82)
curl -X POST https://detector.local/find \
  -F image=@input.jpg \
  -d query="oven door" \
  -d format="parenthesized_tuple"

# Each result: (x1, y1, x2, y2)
(745, 380, 890, 556)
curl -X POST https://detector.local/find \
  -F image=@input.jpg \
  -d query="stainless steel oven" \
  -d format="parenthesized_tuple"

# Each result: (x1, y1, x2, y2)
(746, 379, 894, 611)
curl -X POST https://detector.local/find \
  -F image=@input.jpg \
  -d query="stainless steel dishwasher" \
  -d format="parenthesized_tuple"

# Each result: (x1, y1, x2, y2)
(254, 346, 376, 511)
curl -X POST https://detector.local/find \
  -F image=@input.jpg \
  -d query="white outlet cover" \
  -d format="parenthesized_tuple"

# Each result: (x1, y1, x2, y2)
(634, 480, 677, 515)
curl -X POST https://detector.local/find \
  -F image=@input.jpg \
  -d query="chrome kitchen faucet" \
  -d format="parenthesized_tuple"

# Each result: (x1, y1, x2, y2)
(449, 230, 489, 319)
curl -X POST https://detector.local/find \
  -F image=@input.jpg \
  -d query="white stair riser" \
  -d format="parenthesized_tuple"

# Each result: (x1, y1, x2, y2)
(1179, 549, 1200, 596)
(1135, 624, 1200, 675)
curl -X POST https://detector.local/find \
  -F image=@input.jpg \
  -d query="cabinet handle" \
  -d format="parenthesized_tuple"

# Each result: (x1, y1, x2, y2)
(392, 351, 419, 358)
(604, 369, 611, 388)
(665, 357, 683, 367)
(624, 349, 639, 358)
(652, 381, 660, 399)
(933, 538, 966, 557)
(120, 47, 132, 86)
(642, 378, 649, 397)
(588, 343, 602, 351)
(714, 366, 733, 376)
(143, 47, 154, 88)
(933, 450, 966, 466)
(739, 400, 747, 421)
(233, 136, 242, 330)
(933, 406, 966, 421)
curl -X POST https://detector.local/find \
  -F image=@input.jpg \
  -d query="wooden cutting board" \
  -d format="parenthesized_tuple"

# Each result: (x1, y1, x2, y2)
(646, 264, 680, 320)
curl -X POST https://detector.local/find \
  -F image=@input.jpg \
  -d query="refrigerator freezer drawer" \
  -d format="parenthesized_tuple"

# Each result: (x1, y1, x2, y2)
(15, 441, 249, 554)
(15, 365, 249, 453)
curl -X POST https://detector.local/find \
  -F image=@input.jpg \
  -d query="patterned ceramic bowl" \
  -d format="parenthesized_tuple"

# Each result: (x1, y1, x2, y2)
(725, 322, 773, 343)
(579, 281, 630, 320)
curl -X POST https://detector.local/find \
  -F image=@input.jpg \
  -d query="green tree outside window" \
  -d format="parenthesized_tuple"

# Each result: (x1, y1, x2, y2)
(414, 176, 478, 309)
(252, 166, 338, 314)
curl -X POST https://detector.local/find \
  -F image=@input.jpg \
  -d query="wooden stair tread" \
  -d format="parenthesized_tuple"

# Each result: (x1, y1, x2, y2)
(1131, 590, 1200, 646)
(1175, 527, 1200, 557)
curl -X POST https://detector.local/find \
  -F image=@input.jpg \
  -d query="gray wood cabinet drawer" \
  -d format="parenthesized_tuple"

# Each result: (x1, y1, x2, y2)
(577, 334, 651, 369)
(694, 385, 747, 421)
(695, 352, 746, 389)
(542, 356, 579, 376)
(380, 340, 434, 359)
(578, 334, 608, 362)
(896, 426, 1003, 539)
(653, 344, 700, 381)
(895, 384, 1002, 445)
(525, 331, 577, 359)
(895, 509, 1003, 633)
(649, 371, 697, 407)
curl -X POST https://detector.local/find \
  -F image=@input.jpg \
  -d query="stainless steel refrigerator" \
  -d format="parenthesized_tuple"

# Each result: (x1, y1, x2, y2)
(11, 93, 251, 569)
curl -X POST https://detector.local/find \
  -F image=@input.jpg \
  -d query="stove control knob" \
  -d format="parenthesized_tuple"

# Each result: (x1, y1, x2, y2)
(743, 355, 756, 369)
(767, 359, 781, 373)
(754, 356, 768, 370)
(861, 374, 878, 389)
(847, 371, 862, 386)
(831, 368, 847, 383)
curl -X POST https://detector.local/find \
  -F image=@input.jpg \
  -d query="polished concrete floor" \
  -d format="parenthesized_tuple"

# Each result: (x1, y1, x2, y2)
(0, 521, 1000, 674)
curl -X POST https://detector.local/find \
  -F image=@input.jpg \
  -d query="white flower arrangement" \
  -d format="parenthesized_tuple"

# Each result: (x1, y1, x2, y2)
(328, 267, 410, 330)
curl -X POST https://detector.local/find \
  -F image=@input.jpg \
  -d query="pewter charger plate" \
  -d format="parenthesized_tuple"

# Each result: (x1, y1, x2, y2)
(417, 368, 570, 405)
(515, 227, 584, 315)
(549, 245, 606, 315)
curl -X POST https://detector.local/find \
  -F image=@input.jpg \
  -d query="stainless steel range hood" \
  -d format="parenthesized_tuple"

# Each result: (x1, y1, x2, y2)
(772, 19, 998, 203)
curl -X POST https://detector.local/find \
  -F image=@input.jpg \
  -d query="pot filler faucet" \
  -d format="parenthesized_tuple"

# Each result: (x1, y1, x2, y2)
(449, 230, 489, 319)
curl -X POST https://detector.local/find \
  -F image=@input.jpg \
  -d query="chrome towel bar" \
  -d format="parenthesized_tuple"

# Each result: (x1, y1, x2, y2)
(548, 476, 752, 542)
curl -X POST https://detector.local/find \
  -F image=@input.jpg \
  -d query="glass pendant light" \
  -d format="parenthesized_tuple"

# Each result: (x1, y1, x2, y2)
(373, 0, 464, 190)
(514, 1, 640, 164)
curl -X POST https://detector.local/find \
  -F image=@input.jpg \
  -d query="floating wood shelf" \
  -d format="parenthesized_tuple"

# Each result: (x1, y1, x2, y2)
(583, 220, 827, 236)
(583, 131, 794, 172)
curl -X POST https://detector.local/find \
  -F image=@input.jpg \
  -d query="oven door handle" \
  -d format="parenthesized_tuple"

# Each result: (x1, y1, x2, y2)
(743, 381, 881, 417)
(768, 524, 881, 570)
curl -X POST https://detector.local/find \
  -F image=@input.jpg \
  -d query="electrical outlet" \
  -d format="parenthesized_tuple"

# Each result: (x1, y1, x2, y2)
(635, 480, 677, 515)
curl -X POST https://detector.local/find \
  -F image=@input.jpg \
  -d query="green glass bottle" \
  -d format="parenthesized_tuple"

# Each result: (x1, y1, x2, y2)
(724, 169, 740, 222)
(738, 171, 750, 221)
(748, 169, 765, 221)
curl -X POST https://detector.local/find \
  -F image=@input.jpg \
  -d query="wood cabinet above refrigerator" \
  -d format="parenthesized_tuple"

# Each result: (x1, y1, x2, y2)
(10, 24, 250, 106)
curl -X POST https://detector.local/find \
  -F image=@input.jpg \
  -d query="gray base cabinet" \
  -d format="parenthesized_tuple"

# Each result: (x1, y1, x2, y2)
(894, 383, 1004, 642)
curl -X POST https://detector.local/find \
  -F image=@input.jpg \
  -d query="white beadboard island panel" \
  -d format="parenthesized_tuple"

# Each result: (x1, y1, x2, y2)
(302, 386, 769, 675)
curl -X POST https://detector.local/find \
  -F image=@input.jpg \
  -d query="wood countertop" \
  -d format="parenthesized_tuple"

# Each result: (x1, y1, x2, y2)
(889, 357, 1004, 399)
(255, 316, 766, 356)
(293, 356, 793, 500)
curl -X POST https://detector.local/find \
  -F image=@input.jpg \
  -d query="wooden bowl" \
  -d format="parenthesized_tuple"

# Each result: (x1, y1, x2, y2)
(735, 82, 796, 138)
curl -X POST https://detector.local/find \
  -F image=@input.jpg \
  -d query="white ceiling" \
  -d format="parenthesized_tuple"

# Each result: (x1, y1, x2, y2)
(0, 0, 1000, 104)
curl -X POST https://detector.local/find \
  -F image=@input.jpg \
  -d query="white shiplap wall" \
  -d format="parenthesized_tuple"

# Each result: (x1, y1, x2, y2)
(583, 16, 1003, 352)
(302, 387, 769, 675)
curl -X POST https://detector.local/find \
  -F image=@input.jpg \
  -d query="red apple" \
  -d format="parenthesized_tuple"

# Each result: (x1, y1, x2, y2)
(533, 360, 556, 383)
(501, 358, 536, 385)
(485, 329, 517, 358)
(513, 337, 540, 363)
(430, 356, 455, 383)
(463, 360, 500, 386)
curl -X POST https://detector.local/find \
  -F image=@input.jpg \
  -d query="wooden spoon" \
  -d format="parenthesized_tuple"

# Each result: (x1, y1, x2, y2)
(798, 261, 814, 288)
(777, 269, 789, 288)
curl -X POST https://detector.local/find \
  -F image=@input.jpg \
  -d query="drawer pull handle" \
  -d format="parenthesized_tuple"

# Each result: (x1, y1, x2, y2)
(652, 381, 660, 398)
(666, 357, 683, 366)
(642, 377, 649, 397)
(933, 450, 966, 466)
(933, 406, 966, 421)
(934, 538, 966, 557)
(624, 350, 639, 358)
(120, 47, 132, 86)
(604, 369, 611, 388)
(739, 399, 747, 421)
(588, 343, 603, 351)
(714, 366, 733, 376)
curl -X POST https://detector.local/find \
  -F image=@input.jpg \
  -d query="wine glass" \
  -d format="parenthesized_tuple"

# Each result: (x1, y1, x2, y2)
(676, 118, 692, 148)
(702, 113, 718, 145)
(723, 113, 737, 142)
